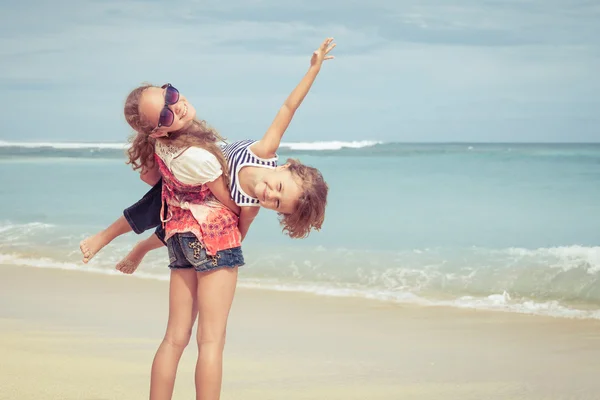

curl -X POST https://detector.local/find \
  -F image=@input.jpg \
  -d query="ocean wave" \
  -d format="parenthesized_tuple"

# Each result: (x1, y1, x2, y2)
(3, 242, 600, 319)
(278, 140, 382, 151)
(3, 250, 599, 320)
(0, 253, 169, 281)
(0, 140, 385, 161)
(503, 245, 600, 274)
(238, 280, 600, 320)
(0, 140, 381, 151)
(1, 141, 598, 161)
(0, 140, 128, 149)
(0, 222, 55, 240)
(240, 244, 600, 306)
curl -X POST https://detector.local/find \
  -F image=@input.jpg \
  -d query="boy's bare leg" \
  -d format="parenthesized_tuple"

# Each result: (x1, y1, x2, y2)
(80, 215, 132, 263)
(117, 233, 165, 274)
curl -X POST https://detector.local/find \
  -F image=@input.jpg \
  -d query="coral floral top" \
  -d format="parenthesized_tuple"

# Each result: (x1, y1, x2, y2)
(155, 141, 241, 255)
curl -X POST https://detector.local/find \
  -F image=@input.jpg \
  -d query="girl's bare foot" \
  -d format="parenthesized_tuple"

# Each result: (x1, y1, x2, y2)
(79, 232, 110, 263)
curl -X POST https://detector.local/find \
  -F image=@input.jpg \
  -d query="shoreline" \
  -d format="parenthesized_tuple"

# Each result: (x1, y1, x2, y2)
(4, 255, 600, 321)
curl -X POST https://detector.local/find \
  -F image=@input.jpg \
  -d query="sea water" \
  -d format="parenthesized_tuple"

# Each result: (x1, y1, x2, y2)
(1, 140, 600, 319)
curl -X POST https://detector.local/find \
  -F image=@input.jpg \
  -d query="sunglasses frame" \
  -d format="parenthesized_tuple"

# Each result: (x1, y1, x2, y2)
(152, 83, 180, 132)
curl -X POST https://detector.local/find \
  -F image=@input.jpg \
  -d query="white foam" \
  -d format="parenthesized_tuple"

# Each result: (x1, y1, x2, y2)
(237, 280, 600, 320)
(0, 221, 55, 235)
(2, 251, 600, 320)
(0, 253, 169, 281)
(447, 294, 600, 319)
(504, 245, 600, 274)
(279, 140, 382, 151)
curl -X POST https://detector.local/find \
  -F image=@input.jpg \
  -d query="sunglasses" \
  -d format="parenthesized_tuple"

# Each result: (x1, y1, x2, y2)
(152, 83, 180, 131)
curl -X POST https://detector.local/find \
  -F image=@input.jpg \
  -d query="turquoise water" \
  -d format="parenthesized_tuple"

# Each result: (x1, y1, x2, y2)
(1, 141, 600, 318)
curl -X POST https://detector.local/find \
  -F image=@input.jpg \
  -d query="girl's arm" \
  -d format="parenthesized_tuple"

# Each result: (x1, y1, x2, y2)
(140, 162, 161, 186)
(206, 176, 241, 216)
(252, 37, 336, 159)
(238, 207, 260, 241)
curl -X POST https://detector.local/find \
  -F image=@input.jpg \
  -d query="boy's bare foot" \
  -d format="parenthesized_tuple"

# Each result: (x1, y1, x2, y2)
(79, 232, 110, 263)
(116, 259, 140, 274)
(116, 234, 164, 274)
(116, 241, 150, 274)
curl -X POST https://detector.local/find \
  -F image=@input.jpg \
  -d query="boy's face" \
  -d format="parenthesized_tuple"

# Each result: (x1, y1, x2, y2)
(254, 165, 302, 214)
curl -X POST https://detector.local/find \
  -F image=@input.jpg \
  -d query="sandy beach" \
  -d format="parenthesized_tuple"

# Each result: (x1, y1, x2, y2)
(1, 264, 600, 400)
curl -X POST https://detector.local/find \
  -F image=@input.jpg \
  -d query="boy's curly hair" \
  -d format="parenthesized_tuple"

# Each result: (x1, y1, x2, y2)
(279, 159, 328, 239)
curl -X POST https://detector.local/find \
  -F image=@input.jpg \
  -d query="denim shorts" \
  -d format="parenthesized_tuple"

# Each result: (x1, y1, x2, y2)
(166, 232, 244, 272)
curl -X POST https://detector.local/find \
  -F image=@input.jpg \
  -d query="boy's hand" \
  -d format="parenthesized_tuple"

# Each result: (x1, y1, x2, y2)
(311, 37, 336, 67)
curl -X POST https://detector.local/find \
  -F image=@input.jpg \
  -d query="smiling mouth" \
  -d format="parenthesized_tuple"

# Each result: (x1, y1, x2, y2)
(180, 103, 188, 118)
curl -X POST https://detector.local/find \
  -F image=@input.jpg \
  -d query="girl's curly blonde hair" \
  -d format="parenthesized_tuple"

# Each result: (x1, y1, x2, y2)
(123, 84, 229, 186)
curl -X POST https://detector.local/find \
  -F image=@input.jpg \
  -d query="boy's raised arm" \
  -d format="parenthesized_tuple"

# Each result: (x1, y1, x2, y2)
(252, 37, 336, 159)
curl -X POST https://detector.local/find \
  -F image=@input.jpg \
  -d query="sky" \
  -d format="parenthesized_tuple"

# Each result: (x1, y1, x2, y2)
(1, 0, 599, 143)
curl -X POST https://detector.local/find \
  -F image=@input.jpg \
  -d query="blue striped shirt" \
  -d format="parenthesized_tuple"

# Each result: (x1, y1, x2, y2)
(221, 140, 278, 207)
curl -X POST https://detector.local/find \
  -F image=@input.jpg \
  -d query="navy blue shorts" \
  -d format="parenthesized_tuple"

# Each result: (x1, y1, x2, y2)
(122, 180, 166, 244)
(167, 233, 244, 272)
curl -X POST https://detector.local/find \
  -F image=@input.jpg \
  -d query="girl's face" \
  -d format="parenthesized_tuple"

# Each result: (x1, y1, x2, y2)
(139, 84, 197, 136)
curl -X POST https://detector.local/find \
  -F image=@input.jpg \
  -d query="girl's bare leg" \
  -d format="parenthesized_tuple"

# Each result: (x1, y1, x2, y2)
(116, 233, 165, 274)
(79, 215, 132, 263)
(150, 268, 198, 400)
(194, 267, 238, 400)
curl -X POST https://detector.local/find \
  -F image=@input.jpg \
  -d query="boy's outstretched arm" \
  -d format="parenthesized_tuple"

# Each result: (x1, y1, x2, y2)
(252, 37, 336, 159)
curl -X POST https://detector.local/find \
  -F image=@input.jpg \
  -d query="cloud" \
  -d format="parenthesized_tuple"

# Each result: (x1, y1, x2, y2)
(0, 0, 599, 142)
